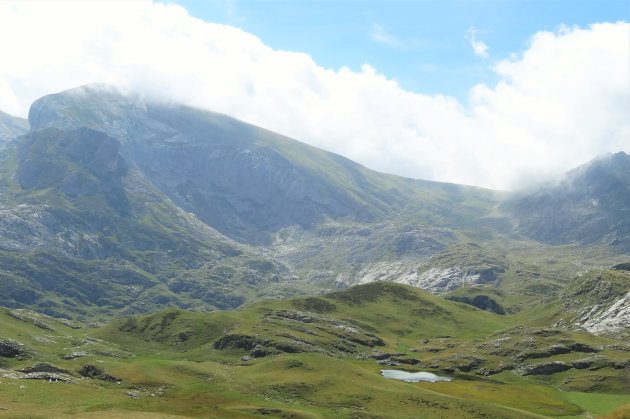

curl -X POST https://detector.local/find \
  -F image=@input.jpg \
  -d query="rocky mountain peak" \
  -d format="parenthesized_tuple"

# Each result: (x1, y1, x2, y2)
(504, 150, 630, 250)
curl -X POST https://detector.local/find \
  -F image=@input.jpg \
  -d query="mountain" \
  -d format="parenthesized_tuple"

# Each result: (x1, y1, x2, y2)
(0, 83, 511, 317)
(28, 84, 500, 245)
(0, 110, 29, 148)
(0, 85, 629, 417)
(0, 84, 628, 320)
(504, 152, 630, 251)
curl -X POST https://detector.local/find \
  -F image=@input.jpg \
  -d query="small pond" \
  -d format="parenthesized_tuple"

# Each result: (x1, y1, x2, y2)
(380, 369, 453, 383)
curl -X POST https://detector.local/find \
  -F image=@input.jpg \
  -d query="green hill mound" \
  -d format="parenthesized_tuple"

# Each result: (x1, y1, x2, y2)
(1, 282, 628, 418)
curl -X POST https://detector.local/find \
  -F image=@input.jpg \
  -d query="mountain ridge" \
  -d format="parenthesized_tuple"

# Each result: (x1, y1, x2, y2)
(0, 84, 627, 320)
(28, 84, 503, 244)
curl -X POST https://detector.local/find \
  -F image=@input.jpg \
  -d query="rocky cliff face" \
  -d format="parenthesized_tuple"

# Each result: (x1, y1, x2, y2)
(333, 259, 504, 294)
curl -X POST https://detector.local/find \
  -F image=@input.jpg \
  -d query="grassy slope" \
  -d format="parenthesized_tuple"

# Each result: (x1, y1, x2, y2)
(263, 124, 502, 229)
(1, 282, 628, 418)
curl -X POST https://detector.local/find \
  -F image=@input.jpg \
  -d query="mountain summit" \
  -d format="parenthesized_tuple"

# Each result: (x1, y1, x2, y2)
(505, 151, 630, 251)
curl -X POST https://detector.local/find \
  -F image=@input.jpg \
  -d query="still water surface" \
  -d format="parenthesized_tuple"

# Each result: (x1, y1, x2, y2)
(381, 369, 453, 382)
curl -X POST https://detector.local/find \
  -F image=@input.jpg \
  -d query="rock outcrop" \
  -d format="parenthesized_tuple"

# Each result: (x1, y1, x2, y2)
(556, 269, 630, 337)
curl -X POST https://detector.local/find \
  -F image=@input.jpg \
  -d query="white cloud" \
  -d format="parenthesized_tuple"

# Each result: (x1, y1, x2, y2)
(466, 26, 489, 58)
(370, 24, 401, 47)
(0, 2, 627, 190)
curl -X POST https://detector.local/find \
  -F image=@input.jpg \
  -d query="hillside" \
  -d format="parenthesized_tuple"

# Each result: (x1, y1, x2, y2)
(0, 125, 294, 319)
(0, 282, 628, 418)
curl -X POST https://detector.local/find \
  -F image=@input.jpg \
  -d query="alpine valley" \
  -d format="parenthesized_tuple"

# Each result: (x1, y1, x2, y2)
(0, 84, 628, 418)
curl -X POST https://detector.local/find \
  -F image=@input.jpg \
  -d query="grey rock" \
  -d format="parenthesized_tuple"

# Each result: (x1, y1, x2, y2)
(520, 361, 571, 376)
(20, 363, 70, 374)
(0, 339, 31, 359)
(23, 372, 74, 382)
(62, 351, 88, 360)
(78, 364, 121, 382)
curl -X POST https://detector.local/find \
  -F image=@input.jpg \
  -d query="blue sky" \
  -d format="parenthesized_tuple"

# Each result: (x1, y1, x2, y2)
(176, 0, 629, 100)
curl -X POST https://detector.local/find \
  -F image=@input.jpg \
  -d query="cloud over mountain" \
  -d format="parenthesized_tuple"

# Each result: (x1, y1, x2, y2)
(0, 2, 627, 189)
